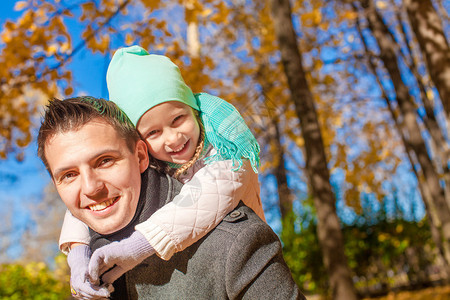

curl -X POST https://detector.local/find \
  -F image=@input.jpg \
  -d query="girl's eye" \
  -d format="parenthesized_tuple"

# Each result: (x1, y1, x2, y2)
(146, 130, 159, 139)
(172, 115, 184, 125)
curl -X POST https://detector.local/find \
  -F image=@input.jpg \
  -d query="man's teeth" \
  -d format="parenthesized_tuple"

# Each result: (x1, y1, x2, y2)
(89, 198, 117, 211)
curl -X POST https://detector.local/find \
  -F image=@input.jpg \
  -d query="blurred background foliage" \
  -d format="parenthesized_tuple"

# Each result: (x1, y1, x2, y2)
(0, 0, 448, 299)
(0, 255, 70, 300)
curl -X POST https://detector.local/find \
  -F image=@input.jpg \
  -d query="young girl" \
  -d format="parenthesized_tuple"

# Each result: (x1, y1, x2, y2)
(62, 45, 265, 298)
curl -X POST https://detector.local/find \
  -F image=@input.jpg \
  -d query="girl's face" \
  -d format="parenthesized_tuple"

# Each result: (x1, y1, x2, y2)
(136, 101, 200, 164)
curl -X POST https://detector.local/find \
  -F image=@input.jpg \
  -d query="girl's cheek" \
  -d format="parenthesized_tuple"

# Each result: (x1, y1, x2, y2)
(146, 140, 156, 150)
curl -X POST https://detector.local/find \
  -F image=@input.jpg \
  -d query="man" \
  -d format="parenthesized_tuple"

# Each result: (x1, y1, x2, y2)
(38, 96, 304, 299)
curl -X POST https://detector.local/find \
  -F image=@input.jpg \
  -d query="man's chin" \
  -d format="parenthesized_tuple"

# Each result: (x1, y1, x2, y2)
(80, 215, 126, 235)
(90, 224, 121, 235)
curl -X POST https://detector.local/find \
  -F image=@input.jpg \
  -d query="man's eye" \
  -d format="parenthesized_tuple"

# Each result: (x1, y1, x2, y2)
(60, 172, 77, 182)
(99, 158, 114, 166)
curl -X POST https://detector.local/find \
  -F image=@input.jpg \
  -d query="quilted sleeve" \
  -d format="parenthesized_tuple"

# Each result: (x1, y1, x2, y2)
(135, 159, 257, 260)
(59, 210, 91, 255)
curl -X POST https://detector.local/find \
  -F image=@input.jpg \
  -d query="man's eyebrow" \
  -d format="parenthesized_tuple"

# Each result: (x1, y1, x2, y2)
(52, 149, 123, 178)
(52, 166, 72, 180)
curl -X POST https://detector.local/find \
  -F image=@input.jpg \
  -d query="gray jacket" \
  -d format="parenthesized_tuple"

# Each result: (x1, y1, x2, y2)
(91, 168, 304, 300)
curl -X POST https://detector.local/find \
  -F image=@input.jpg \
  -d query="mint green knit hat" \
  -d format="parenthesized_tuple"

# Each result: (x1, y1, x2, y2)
(107, 45, 198, 126)
(107, 45, 260, 173)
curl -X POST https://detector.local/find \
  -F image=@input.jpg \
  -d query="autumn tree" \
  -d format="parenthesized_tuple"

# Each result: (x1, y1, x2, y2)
(404, 0, 450, 123)
(346, 0, 450, 274)
(268, 0, 359, 299)
(351, 4, 450, 277)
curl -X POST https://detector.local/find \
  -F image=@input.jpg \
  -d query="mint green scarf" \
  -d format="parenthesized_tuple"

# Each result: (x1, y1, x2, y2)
(196, 93, 260, 173)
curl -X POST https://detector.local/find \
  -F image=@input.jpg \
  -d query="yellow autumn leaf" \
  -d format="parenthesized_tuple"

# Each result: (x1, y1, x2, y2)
(342, 10, 358, 21)
(378, 233, 387, 242)
(125, 33, 134, 45)
(332, 116, 343, 128)
(35, 8, 48, 23)
(319, 22, 329, 31)
(323, 75, 334, 85)
(426, 89, 435, 101)
(301, 9, 322, 26)
(99, 34, 110, 52)
(1, 30, 12, 43)
(295, 136, 304, 147)
(141, 0, 162, 10)
(64, 86, 73, 96)
(380, 148, 390, 160)
(201, 8, 213, 17)
(60, 42, 70, 54)
(154, 43, 165, 51)
(376, 1, 387, 9)
(81, 2, 95, 12)
(300, 12, 314, 24)
(47, 44, 58, 56)
(14, 1, 28, 11)
(18, 10, 33, 27)
(313, 9, 322, 24)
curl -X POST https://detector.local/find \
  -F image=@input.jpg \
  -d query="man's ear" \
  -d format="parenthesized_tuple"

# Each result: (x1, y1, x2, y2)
(136, 139, 149, 173)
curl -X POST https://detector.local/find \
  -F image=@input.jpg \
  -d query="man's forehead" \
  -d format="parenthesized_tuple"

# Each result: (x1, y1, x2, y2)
(47, 118, 115, 142)
(44, 119, 126, 173)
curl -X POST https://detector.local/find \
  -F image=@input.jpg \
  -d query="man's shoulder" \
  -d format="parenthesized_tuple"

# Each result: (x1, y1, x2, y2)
(127, 202, 301, 300)
(210, 202, 277, 241)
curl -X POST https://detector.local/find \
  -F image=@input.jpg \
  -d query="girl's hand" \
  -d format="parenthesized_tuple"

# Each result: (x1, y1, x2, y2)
(67, 244, 113, 299)
(88, 231, 155, 284)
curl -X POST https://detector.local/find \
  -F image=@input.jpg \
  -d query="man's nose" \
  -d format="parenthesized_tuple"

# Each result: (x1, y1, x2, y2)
(81, 170, 105, 197)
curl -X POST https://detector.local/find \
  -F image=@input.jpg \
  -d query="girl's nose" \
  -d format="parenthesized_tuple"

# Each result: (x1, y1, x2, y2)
(164, 128, 179, 146)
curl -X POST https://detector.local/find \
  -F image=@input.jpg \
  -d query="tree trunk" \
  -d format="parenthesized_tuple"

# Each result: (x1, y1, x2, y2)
(404, 0, 450, 123)
(185, 0, 201, 58)
(387, 0, 450, 212)
(388, 0, 450, 171)
(269, 0, 359, 299)
(271, 115, 295, 219)
(361, 0, 450, 273)
(257, 64, 296, 231)
(270, 116, 297, 234)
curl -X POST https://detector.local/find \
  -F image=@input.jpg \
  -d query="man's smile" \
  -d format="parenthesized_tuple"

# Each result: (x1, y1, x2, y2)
(88, 196, 120, 211)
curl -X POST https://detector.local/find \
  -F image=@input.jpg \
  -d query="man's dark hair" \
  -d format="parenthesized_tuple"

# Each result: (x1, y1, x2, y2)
(37, 96, 140, 174)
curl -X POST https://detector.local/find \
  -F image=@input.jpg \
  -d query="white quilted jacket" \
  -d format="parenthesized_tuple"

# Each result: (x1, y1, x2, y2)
(59, 147, 265, 259)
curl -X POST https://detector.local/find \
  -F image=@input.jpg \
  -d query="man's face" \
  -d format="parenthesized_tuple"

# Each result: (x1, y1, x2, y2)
(45, 118, 148, 235)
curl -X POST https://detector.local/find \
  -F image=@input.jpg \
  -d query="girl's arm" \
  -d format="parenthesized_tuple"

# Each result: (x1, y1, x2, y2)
(59, 210, 91, 255)
(135, 159, 265, 260)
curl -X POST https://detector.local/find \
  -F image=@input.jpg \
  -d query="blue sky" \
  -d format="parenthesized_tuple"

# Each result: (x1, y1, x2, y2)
(0, 1, 110, 259)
